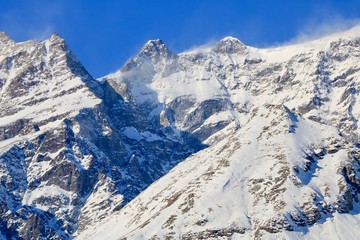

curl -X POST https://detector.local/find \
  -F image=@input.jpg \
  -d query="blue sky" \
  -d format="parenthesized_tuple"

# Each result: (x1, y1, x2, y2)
(1, 0, 360, 77)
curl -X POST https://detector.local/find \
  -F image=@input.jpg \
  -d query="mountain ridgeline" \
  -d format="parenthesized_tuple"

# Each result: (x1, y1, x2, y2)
(1, 26, 360, 239)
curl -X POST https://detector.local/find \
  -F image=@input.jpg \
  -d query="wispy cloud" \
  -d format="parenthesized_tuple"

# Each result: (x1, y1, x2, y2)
(183, 13, 360, 52)
(284, 14, 360, 46)
(0, 1, 65, 41)
(182, 38, 218, 53)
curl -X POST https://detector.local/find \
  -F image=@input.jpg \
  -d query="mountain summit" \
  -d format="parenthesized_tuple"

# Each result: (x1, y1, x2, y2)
(138, 39, 174, 60)
(0, 32, 14, 46)
(213, 36, 247, 54)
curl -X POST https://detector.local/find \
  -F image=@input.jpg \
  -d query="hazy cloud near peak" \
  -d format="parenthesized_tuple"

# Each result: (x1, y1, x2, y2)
(182, 39, 217, 53)
(0, 1, 65, 41)
(181, 14, 360, 52)
(283, 15, 360, 46)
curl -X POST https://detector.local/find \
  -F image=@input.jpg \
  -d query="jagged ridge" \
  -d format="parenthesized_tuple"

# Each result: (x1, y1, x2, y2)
(0, 33, 204, 239)
(1, 25, 360, 239)
(80, 25, 360, 239)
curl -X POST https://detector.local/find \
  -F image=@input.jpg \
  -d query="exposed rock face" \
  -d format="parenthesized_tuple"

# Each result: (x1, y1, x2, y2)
(0, 34, 204, 238)
(138, 39, 175, 61)
(213, 36, 247, 54)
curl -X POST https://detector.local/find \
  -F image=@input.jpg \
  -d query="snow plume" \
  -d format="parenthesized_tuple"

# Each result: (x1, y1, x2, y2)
(102, 56, 157, 91)
(24, 25, 55, 42)
(0, 1, 64, 41)
(182, 38, 218, 53)
(288, 15, 360, 45)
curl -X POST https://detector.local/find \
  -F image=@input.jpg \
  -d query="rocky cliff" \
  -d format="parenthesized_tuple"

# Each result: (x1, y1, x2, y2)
(0, 32, 203, 239)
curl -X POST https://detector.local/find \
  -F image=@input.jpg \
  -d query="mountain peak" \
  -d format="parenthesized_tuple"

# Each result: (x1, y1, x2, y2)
(145, 39, 165, 46)
(0, 31, 15, 46)
(138, 39, 175, 60)
(49, 32, 65, 43)
(213, 36, 246, 54)
(143, 39, 166, 49)
(221, 36, 241, 42)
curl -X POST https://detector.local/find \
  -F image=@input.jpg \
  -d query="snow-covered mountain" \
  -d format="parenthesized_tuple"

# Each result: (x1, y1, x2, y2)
(0, 32, 203, 239)
(78, 26, 360, 239)
(1, 24, 360, 239)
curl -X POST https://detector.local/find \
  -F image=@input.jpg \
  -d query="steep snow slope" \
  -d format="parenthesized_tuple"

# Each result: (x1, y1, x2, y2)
(0, 33, 203, 239)
(79, 104, 360, 239)
(79, 26, 360, 239)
